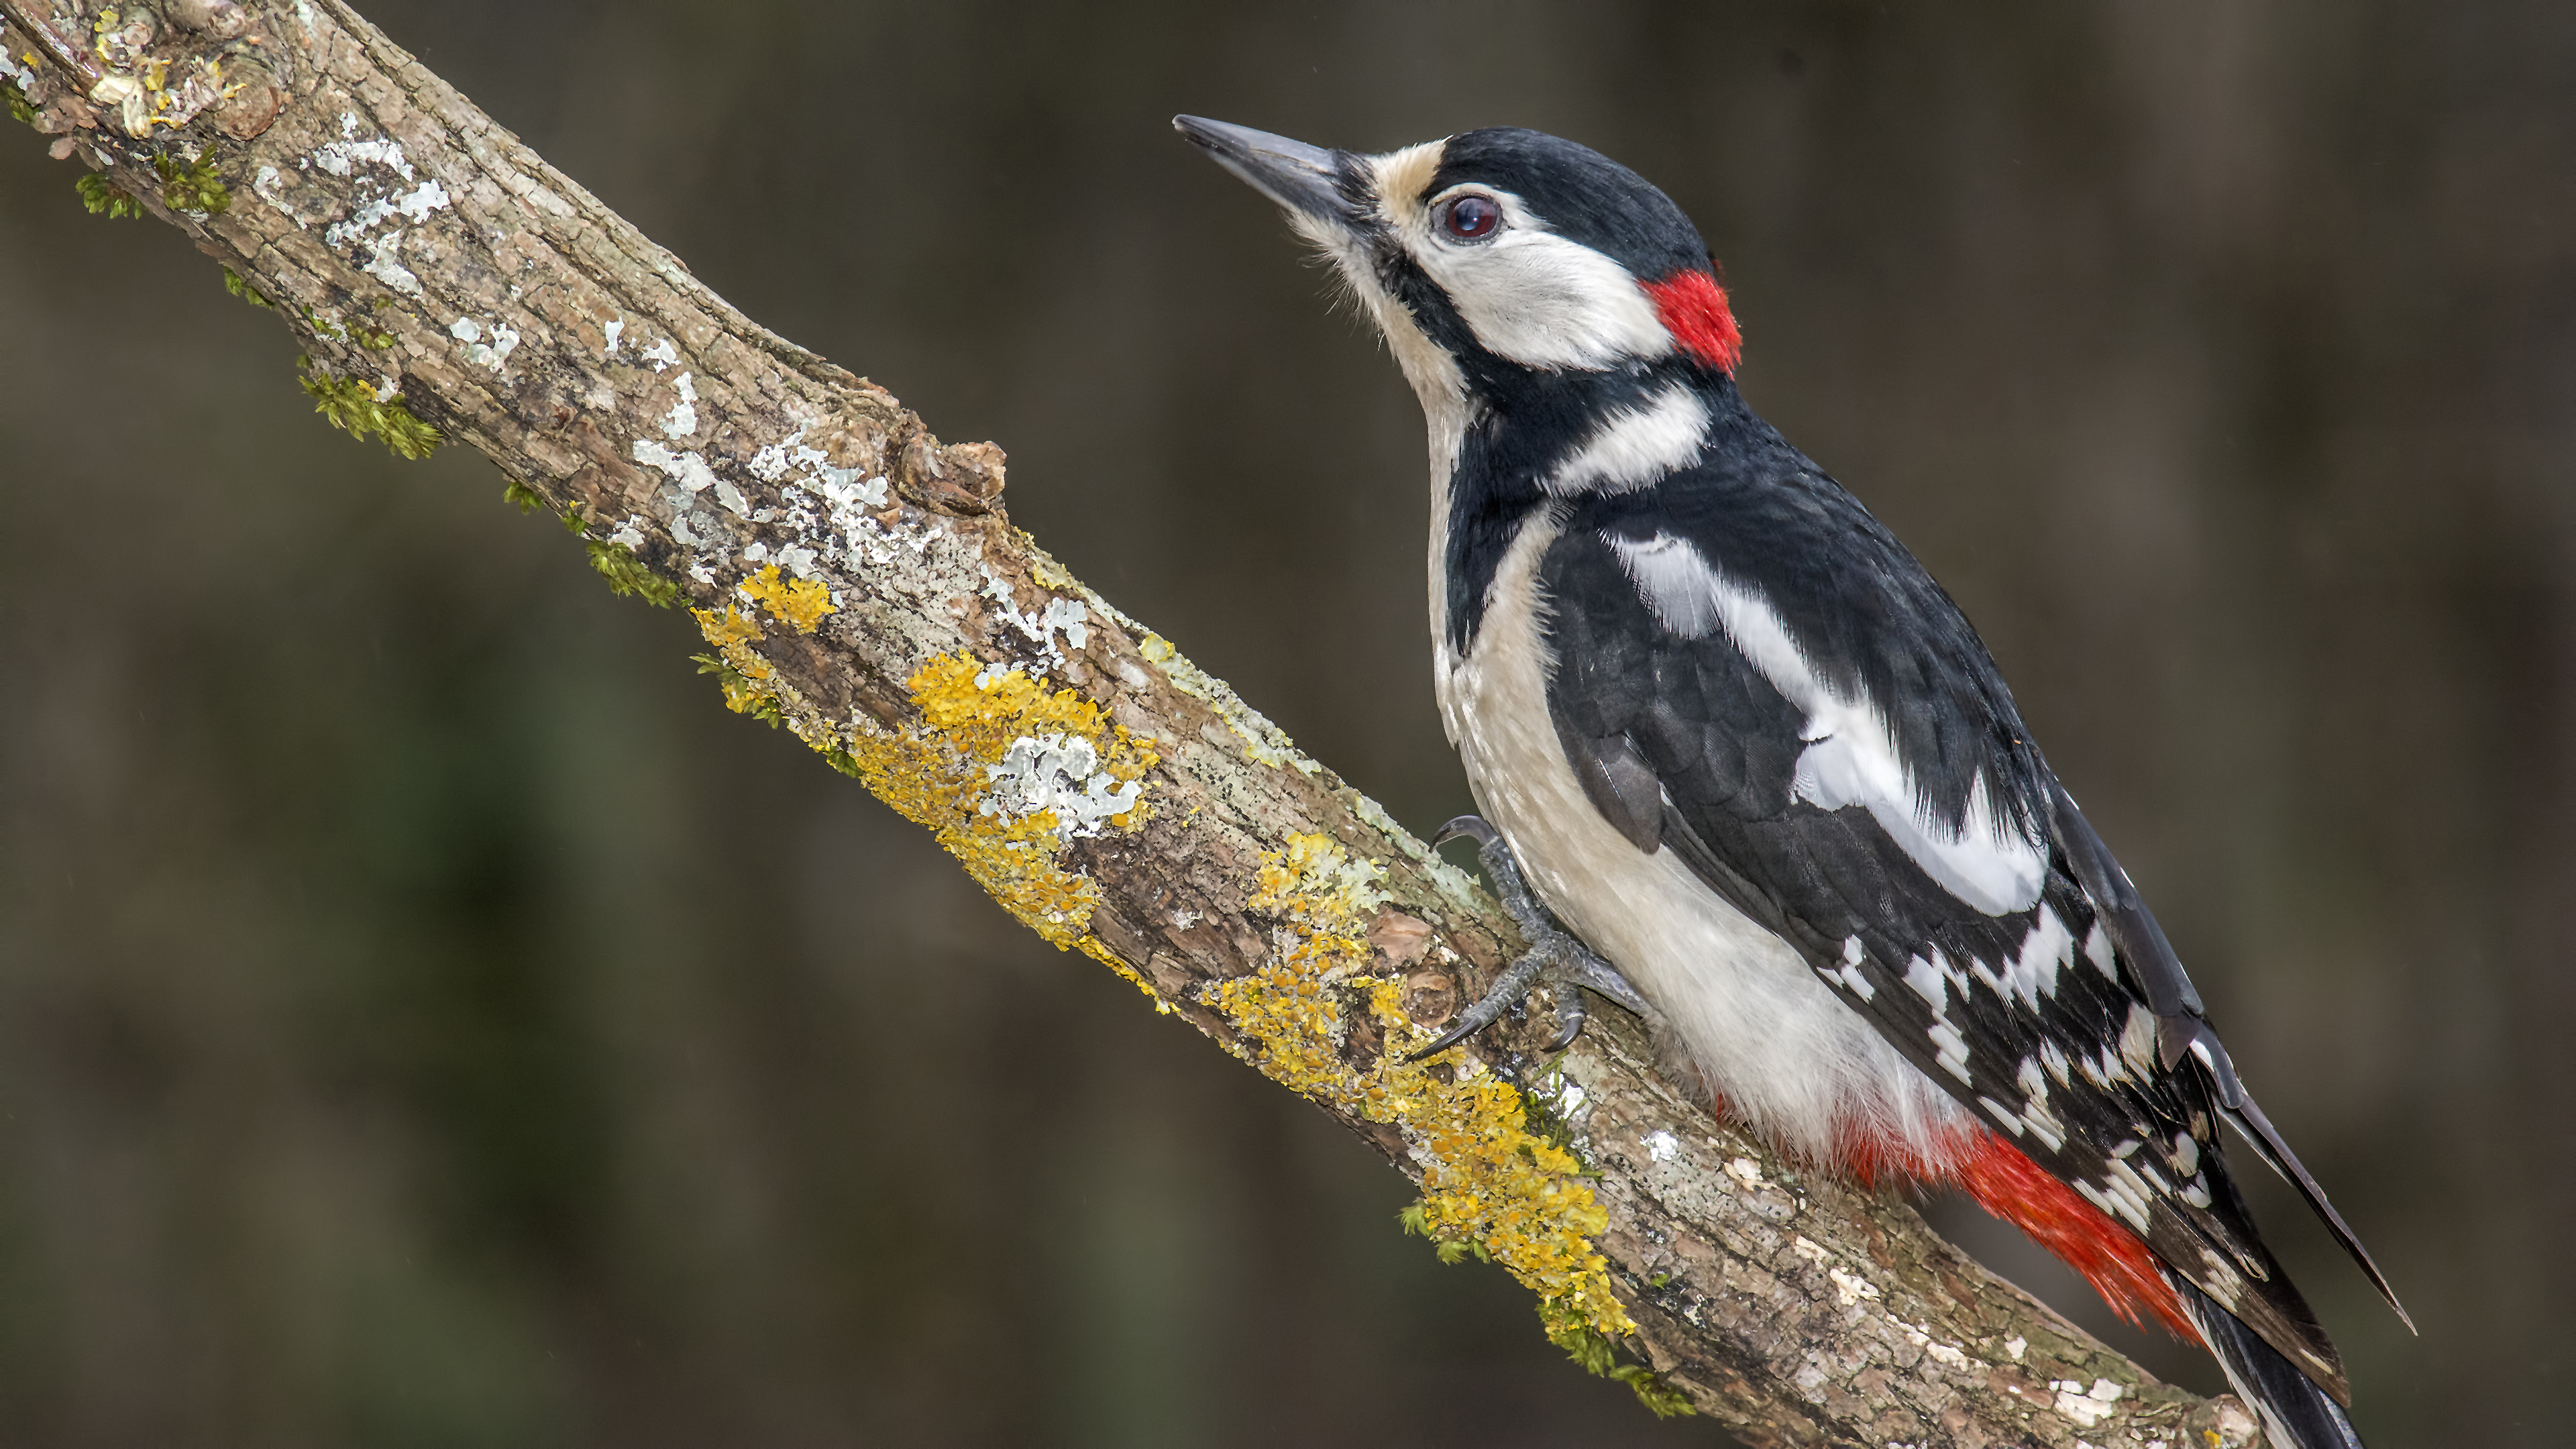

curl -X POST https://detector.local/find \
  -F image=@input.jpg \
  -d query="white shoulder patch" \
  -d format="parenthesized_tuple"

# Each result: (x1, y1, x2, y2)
(1545, 383, 1711, 495)
(1605, 531, 2046, 916)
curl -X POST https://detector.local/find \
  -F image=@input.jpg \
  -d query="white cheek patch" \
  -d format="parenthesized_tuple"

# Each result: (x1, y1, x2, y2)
(1546, 383, 1710, 495)
(1375, 174, 1671, 372)
(1432, 227, 1671, 370)
(1606, 532, 2047, 916)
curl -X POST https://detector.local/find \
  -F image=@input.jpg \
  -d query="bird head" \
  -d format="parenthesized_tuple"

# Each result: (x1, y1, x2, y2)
(1174, 116, 1741, 417)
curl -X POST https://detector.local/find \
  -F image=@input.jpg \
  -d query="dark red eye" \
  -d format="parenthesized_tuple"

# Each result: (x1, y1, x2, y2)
(1443, 194, 1501, 240)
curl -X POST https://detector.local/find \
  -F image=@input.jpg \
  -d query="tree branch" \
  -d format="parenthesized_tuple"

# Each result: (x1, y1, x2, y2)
(0, 3, 2263, 1443)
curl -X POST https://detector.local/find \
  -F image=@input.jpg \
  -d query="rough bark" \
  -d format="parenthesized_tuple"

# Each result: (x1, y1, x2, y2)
(0, 3, 2263, 1444)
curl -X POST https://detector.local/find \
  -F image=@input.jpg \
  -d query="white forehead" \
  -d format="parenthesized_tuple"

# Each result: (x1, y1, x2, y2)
(1362, 139, 1672, 372)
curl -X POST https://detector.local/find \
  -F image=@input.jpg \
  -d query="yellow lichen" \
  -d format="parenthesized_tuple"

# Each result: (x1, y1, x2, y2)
(693, 638, 1157, 957)
(739, 564, 836, 635)
(684, 606, 1669, 1406)
(694, 602, 765, 647)
(852, 653, 1157, 947)
(707, 657, 777, 719)
(1210, 832, 1638, 1349)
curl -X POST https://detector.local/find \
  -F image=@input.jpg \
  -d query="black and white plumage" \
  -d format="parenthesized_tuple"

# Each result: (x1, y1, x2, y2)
(1179, 115, 2408, 1448)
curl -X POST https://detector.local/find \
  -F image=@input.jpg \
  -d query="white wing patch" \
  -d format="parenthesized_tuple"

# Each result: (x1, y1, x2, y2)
(1966, 906, 2076, 1010)
(1544, 383, 1711, 495)
(1605, 531, 2047, 916)
(1903, 951, 1974, 1083)
(1444, 519, 1977, 1168)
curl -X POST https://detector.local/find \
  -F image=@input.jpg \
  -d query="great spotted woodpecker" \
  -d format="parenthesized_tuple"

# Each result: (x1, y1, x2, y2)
(1177, 115, 2411, 1448)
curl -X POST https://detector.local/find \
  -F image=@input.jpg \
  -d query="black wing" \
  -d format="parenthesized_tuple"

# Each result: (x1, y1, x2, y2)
(1538, 448, 2400, 1397)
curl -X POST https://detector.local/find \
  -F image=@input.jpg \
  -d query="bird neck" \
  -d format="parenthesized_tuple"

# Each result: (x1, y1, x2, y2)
(1433, 363, 1745, 656)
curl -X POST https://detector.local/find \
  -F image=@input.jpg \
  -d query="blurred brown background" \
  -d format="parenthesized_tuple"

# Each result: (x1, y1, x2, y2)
(3, 1, 2570, 1443)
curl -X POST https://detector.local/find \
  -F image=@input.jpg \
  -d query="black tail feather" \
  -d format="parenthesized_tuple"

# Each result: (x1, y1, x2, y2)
(2182, 1022, 2415, 1333)
(2171, 1271, 2367, 1449)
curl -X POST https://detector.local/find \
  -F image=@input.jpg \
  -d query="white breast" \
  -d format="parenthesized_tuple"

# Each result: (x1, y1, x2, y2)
(1437, 519, 1975, 1166)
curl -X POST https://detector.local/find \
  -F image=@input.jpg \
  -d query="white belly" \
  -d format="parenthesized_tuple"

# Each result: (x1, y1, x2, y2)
(1435, 519, 1974, 1166)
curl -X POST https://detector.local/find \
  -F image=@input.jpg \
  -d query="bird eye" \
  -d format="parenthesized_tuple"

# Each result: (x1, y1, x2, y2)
(1442, 194, 1502, 241)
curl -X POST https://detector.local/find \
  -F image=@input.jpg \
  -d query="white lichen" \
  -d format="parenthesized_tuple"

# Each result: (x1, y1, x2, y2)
(1828, 1267, 1881, 1307)
(306, 117, 449, 299)
(1892, 1317, 1974, 1368)
(2051, 1378, 2123, 1428)
(743, 427, 902, 572)
(662, 372, 698, 439)
(631, 439, 719, 495)
(980, 570, 1093, 676)
(447, 315, 519, 372)
(642, 338, 679, 372)
(603, 319, 625, 356)
(394, 178, 451, 221)
(313, 114, 413, 178)
(1645, 1130, 1680, 1163)
(250, 164, 298, 223)
(980, 733, 1143, 843)
(359, 231, 421, 297)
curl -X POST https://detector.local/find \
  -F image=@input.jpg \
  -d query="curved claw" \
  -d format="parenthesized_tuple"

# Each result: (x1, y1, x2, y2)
(1434, 814, 1499, 850)
(1403, 936, 1548, 1062)
(1403, 983, 1519, 1061)
(1403, 1014, 1492, 1063)
(1545, 983, 1588, 1053)
(1411, 814, 1656, 1062)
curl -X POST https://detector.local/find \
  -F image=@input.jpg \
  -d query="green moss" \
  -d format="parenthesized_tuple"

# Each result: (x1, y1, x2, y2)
(6, 78, 33, 128)
(76, 172, 142, 219)
(1536, 1302, 1697, 1419)
(297, 356, 441, 460)
(1519, 1057, 1595, 1169)
(1609, 1363, 1697, 1419)
(304, 309, 396, 349)
(691, 653, 784, 727)
(154, 151, 229, 215)
(500, 479, 545, 515)
(586, 538, 679, 607)
(539, 500, 681, 608)
(223, 267, 273, 309)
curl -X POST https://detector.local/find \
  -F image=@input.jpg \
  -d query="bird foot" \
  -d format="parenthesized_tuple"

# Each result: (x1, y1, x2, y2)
(1407, 815, 1652, 1061)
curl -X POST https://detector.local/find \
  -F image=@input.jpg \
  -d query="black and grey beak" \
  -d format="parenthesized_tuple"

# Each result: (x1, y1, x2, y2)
(1173, 115, 1356, 228)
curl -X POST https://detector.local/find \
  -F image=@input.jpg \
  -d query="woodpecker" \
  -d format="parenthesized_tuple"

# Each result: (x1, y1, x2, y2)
(1177, 115, 2411, 1448)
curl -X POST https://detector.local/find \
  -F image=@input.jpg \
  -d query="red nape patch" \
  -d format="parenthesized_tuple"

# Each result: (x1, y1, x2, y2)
(1642, 268, 1742, 374)
(1837, 1124, 2198, 1344)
